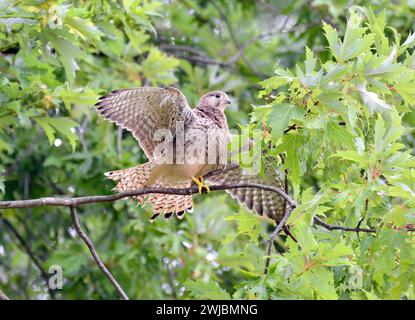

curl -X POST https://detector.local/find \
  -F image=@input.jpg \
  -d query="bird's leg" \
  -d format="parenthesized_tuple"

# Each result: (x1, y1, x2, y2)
(199, 176, 210, 193)
(191, 176, 211, 194)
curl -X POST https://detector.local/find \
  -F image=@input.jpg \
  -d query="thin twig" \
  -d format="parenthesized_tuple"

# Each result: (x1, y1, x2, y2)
(160, 49, 231, 67)
(162, 2, 308, 71)
(163, 258, 177, 300)
(69, 205, 129, 300)
(158, 44, 211, 58)
(356, 217, 364, 242)
(0, 289, 10, 300)
(159, 29, 283, 69)
(264, 205, 295, 274)
(284, 124, 297, 134)
(22, 173, 34, 242)
(264, 154, 294, 275)
(210, 0, 266, 79)
(283, 225, 298, 242)
(1, 218, 56, 299)
(262, 213, 376, 275)
(280, 167, 298, 243)
(313, 216, 376, 233)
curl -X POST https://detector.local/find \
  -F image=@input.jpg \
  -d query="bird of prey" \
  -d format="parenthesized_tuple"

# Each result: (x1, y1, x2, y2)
(95, 86, 285, 222)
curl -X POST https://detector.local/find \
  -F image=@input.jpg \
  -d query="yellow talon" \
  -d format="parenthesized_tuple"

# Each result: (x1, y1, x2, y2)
(192, 176, 210, 194)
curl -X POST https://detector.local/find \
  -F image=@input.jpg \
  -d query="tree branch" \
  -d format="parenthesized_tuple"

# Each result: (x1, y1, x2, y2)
(69, 205, 129, 300)
(1, 217, 55, 299)
(160, 2, 308, 72)
(0, 178, 379, 290)
(158, 44, 211, 59)
(210, 0, 266, 79)
(263, 214, 376, 275)
(313, 216, 376, 233)
(159, 29, 283, 70)
(264, 204, 295, 274)
(0, 182, 295, 210)
(0, 289, 10, 300)
(159, 44, 231, 67)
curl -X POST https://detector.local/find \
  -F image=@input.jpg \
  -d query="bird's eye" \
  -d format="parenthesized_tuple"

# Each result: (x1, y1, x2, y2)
(215, 94, 220, 98)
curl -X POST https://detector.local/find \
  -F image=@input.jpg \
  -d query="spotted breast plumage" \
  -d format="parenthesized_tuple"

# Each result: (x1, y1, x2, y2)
(95, 86, 285, 222)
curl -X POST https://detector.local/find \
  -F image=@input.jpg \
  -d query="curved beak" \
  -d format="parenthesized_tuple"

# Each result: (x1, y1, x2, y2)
(226, 99, 232, 105)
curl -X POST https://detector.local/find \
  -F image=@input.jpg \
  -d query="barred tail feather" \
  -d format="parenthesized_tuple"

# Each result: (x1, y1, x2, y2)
(149, 181, 193, 222)
(105, 163, 153, 190)
(105, 163, 193, 221)
(105, 163, 153, 205)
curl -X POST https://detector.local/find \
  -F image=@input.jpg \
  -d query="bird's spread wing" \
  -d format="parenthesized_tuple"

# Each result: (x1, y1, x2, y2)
(95, 86, 195, 159)
(206, 163, 286, 222)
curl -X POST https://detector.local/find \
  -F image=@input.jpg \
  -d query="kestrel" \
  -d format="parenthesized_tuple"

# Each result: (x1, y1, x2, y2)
(95, 87, 285, 222)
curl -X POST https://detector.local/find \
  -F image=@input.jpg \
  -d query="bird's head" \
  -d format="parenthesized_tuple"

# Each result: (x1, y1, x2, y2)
(199, 91, 231, 112)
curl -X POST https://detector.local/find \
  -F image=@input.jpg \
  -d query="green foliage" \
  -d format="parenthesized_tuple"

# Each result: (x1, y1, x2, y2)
(185, 279, 231, 300)
(254, 7, 415, 300)
(1, 1, 415, 300)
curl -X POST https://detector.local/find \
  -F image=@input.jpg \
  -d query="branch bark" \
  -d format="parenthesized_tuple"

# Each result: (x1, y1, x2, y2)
(264, 204, 295, 274)
(69, 205, 129, 300)
(0, 183, 295, 210)
(264, 156, 296, 275)
(313, 216, 376, 233)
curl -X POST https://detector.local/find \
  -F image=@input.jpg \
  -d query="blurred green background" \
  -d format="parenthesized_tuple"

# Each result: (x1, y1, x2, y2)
(0, 0, 414, 300)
